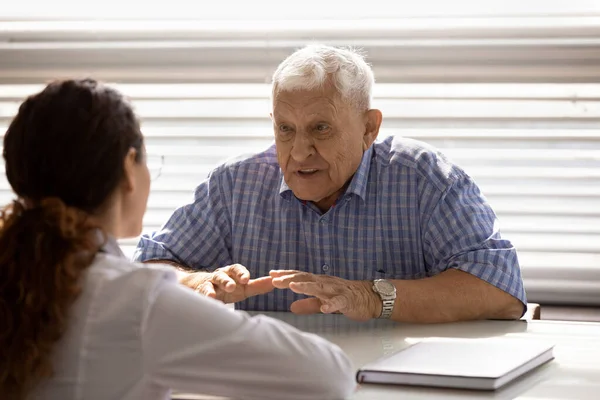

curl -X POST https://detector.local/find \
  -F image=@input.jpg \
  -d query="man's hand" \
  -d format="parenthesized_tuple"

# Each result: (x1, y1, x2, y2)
(270, 270, 381, 321)
(181, 264, 274, 304)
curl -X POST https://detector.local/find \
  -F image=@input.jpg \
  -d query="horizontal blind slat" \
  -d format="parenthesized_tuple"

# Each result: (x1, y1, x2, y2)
(0, 12, 598, 303)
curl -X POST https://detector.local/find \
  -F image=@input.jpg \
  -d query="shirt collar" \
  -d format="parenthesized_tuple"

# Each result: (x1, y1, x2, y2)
(98, 231, 126, 258)
(279, 145, 373, 203)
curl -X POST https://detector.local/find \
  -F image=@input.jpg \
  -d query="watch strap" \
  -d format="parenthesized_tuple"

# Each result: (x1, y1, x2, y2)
(380, 298, 395, 319)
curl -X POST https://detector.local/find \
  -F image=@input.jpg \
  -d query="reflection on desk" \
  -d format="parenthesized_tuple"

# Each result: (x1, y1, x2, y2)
(173, 312, 600, 400)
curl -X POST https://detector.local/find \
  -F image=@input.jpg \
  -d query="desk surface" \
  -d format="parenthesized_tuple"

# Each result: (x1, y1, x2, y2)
(174, 312, 600, 400)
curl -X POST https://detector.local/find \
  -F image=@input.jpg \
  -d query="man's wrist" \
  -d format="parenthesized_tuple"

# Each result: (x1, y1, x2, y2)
(142, 259, 198, 281)
(143, 259, 190, 271)
(176, 268, 206, 282)
(360, 280, 382, 319)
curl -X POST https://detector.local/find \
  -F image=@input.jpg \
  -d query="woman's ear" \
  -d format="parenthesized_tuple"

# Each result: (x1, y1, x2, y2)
(121, 148, 138, 192)
(363, 109, 382, 150)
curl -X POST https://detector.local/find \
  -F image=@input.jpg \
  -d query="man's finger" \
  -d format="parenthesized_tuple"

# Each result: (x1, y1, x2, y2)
(198, 281, 217, 299)
(245, 276, 275, 297)
(321, 295, 348, 314)
(290, 297, 322, 315)
(210, 270, 236, 292)
(271, 272, 315, 289)
(269, 269, 301, 278)
(226, 264, 250, 284)
(289, 281, 333, 297)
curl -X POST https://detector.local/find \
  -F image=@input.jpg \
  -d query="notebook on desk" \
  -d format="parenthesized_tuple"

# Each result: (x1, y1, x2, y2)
(356, 337, 554, 391)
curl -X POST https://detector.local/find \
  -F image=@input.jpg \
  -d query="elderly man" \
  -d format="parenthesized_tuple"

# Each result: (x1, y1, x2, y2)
(134, 44, 526, 323)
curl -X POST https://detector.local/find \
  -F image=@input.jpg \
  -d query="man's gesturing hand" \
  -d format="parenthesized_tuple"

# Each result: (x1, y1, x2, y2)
(181, 264, 274, 303)
(270, 270, 382, 321)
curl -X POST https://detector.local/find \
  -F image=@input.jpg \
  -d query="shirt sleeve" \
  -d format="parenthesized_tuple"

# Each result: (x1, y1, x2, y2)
(421, 173, 527, 310)
(141, 276, 356, 400)
(132, 167, 233, 270)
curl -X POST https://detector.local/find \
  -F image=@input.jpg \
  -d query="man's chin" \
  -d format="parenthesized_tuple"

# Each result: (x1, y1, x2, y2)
(292, 192, 323, 203)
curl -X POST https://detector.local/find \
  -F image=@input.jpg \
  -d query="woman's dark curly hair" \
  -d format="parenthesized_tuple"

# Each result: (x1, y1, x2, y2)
(0, 79, 143, 399)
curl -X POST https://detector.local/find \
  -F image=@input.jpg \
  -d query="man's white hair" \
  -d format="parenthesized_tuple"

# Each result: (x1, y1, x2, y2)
(271, 44, 374, 111)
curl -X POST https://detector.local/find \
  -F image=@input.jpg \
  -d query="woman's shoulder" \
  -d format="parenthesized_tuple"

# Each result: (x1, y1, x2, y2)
(84, 254, 178, 309)
(90, 253, 175, 281)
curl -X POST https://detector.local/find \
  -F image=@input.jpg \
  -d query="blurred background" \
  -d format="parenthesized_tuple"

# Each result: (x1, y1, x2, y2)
(0, 0, 599, 309)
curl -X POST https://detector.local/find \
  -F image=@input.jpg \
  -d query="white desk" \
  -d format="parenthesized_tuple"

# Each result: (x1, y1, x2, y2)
(173, 312, 600, 400)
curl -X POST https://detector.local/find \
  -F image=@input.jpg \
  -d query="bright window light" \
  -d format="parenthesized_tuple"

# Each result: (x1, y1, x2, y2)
(1, 0, 600, 20)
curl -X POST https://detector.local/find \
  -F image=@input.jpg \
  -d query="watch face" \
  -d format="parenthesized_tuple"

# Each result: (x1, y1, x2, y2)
(374, 279, 395, 296)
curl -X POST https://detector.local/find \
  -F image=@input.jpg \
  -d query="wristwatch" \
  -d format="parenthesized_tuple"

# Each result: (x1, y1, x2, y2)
(372, 279, 397, 319)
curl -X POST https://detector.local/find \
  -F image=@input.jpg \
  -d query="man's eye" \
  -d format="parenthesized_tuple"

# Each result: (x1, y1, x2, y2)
(316, 124, 330, 132)
(279, 125, 292, 133)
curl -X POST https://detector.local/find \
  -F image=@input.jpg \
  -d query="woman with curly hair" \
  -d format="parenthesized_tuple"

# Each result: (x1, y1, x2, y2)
(0, 79, 355, 400)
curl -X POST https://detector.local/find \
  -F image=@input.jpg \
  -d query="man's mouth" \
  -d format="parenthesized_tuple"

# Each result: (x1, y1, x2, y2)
(297, 169, 318, 175)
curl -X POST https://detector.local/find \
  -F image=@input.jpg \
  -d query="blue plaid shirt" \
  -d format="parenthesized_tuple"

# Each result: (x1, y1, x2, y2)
(134, 136, 526, 311)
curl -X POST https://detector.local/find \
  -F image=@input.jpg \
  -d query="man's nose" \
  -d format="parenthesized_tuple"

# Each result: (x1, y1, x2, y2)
(290, 132, 315, 162)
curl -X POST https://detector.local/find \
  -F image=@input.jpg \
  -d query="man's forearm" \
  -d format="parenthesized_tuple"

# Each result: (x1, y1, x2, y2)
(384, 269, 524, 324)
(143, 259, 201, 280)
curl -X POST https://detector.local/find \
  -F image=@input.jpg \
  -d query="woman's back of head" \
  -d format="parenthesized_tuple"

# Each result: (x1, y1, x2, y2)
(0, 79, 144, 399)
(4, 79, 142, 210)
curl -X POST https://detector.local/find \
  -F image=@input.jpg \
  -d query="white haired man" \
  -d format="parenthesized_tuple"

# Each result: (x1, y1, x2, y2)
(134, 45, 526, 323)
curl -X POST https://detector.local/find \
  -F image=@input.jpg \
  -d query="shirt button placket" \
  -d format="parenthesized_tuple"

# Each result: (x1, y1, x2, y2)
(319, 216, 331, 275)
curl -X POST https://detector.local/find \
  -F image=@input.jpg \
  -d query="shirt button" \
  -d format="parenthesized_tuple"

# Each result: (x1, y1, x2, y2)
(322, 264, 330, 272)
(320, 218, 328, 223)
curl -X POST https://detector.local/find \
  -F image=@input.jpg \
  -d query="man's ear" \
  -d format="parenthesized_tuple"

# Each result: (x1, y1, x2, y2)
(121, 148, 138, 193)
(363, 109, 382, 150)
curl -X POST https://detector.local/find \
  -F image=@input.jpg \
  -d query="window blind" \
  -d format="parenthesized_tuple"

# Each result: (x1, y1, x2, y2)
(1, 10, 599, 305)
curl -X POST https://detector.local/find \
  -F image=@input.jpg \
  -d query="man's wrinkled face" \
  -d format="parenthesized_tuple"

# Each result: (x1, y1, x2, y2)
(271, 85, 380, 211)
